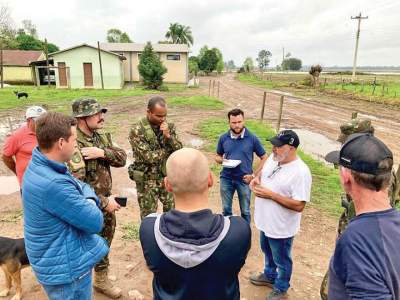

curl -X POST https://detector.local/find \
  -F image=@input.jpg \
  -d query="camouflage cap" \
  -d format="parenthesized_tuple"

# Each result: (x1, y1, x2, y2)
(337, 118, 374, 144)
(71, 98, 107, 118)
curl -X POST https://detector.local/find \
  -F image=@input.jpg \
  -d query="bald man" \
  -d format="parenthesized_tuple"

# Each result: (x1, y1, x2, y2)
(139, 148, 251, 300)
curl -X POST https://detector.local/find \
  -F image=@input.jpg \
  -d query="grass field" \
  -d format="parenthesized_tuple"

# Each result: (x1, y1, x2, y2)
(198, 118, 343, 217)
(237, 72, 400, 104)
(167, 95, 224, 110)
(0, 84, 187, 111)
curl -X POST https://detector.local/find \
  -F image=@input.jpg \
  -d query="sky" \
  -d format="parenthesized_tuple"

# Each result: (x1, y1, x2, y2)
(2, 0, 399, 67)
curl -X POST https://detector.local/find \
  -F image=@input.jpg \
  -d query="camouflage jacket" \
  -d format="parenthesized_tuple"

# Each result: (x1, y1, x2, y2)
(128, 117, 182, 181)
(68, 128, 127, 209)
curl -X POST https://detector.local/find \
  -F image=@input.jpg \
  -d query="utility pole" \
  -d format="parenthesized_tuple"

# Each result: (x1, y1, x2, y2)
(0, 42, 3, 89)
(97, 41, 104, 89)
(351, 13, 368, 81)
(44, 38, 50, 87)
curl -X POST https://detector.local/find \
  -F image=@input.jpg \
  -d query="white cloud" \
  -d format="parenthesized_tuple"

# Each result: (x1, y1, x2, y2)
(2, 0, 399, 66)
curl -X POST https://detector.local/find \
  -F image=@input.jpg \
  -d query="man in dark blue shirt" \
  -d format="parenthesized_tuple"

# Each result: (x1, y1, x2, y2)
(215, 108, 267, 223)
(325, 133, 400, 299)
(140, 148, 251, 300)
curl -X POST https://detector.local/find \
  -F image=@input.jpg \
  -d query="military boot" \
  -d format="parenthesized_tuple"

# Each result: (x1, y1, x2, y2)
(94, 269, 122, 299)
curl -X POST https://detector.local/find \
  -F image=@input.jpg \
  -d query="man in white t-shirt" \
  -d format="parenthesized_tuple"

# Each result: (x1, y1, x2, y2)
(249, 130, 312, 300)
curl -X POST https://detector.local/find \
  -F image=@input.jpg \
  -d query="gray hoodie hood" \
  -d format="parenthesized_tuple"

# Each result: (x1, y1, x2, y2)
(152, 210, 231, 268)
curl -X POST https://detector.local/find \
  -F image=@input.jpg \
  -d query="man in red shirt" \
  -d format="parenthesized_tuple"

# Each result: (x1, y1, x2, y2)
(2, 106, 46, 187)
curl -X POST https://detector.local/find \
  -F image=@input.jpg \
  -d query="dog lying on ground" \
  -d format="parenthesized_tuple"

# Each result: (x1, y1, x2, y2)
(0, 237, 29, 300)
(13, 91, 28, 99)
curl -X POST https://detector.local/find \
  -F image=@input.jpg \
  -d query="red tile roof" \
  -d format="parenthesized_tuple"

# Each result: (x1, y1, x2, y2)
(2, 50, 44, 66)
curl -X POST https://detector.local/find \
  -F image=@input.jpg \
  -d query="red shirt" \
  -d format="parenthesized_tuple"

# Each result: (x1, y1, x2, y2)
(3, 124, 37, 186)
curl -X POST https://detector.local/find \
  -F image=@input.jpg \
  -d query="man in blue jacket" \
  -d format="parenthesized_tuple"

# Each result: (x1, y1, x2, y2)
(140, 148, 251, 300)
(22, 112, 108, 300)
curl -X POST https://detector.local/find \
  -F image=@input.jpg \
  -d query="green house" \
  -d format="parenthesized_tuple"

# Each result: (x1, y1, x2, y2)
(50, 44, 126, 89)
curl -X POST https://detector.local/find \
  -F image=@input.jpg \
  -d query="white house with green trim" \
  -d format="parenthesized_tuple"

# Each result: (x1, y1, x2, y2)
(50, 44, 125, 89)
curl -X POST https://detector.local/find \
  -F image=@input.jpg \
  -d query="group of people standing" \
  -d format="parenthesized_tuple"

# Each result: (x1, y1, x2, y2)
(2, 96, 400, 300)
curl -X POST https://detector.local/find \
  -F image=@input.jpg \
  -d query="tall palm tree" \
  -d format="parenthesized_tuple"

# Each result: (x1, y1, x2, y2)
(165, 23, 193, 46)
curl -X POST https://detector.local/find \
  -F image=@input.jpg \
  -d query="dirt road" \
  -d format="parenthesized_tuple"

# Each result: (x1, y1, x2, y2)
(4, 76, 392, 299)
(210, 73, 400, 164)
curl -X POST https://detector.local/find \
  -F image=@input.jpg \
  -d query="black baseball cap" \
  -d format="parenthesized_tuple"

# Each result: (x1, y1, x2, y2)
(325, 133, 393, 175)
(268, 130, 300, 148)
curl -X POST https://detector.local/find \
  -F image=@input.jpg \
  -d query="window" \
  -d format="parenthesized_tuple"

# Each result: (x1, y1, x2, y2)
(167, 54, 181, 61)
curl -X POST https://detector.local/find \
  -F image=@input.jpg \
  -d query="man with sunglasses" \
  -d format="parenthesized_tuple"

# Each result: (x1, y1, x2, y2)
(249, 130, 312, 300)
(68, 98, 127, 299)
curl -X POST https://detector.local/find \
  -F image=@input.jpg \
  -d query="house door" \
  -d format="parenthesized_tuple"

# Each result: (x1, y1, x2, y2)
(83, 63, 93, 87)
(58, 62, 67, 87)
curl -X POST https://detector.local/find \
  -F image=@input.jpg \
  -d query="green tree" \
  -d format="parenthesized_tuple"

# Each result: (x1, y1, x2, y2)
(257, 50, 272, 70)
(189, 56, 199, 75)
(243, 57, 254, 72)
(138, 42, 167, 89)
(106, 28, 132, 43)
(47, 42, 59, 53)
(282, 58, 302, 71)
(15, 33, 42, 50)
(211, 47, 224, 74)
(199, 49, 218, 74)
(165, 23, 193, 46)
(198, 45, 208, 62)
(0, 6, 18, 49)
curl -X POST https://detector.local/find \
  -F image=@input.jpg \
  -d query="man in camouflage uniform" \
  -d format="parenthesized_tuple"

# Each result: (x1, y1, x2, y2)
(320, 117, 400, 300)
(128, 96, 182, 220)
(68, 98, 127, 299)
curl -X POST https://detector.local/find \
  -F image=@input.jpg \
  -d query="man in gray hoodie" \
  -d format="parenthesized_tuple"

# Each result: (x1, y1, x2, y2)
(139, 148, 251, 300)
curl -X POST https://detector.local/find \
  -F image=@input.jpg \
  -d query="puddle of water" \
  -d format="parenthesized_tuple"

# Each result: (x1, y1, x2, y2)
(358, 113, 379, 121)
(0, 176, 20, 195)
(286, 97, 300, 104)
(286, 128, 340, 163)
(270, 90, 294, 97)
(189, 138, 204, 149)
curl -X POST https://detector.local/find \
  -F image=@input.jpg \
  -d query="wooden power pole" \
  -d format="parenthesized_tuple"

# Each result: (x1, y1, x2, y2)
(351, 13, 368, 81)
(97, 41, 104, 89)
(44, 38, 50, 87)
(0, 42, 3, 89)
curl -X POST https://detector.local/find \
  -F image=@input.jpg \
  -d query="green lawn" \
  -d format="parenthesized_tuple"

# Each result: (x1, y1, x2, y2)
(198, 118, 343, 217)
(324, 81, 400, 101)
(237, 72, 400, 104)
(0, 84, 187, 111)
(167, 95, 224, 110)
(237, 73, 282, 89)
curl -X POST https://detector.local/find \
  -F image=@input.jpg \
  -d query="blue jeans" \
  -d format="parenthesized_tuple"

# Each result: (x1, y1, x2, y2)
(220, 176, 251, 224)
(260, 232, 294, 292)
(42, 270, 92, 300)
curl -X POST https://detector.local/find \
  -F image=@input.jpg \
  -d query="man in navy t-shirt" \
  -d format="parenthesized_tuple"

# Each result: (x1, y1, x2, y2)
(215, 108, 267, 223)
(325, 133, 400, 299)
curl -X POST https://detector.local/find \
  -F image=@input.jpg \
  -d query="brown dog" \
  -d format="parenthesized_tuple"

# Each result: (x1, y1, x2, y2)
(0, 237, 29, 300)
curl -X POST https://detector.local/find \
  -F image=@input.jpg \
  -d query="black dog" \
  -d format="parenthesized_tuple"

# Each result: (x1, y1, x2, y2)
(0, 237, 30, 300)
(13, 91, 28, 99)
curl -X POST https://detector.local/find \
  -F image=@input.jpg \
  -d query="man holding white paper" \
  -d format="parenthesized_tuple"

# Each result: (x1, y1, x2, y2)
(215, 108, 267, 223)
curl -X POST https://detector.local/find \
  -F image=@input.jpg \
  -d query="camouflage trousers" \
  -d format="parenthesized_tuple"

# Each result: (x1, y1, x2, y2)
(94, 210, 116, 272)
(136, 178, 174, 220)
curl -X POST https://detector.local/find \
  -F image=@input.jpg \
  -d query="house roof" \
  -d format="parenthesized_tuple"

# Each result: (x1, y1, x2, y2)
(100, 43, 190, 53)
(2, 50, 44, 66)
(49, 44, 126, 60)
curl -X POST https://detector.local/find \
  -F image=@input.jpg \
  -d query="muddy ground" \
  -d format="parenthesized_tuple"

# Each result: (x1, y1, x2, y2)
(1, 73, 398, 299)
